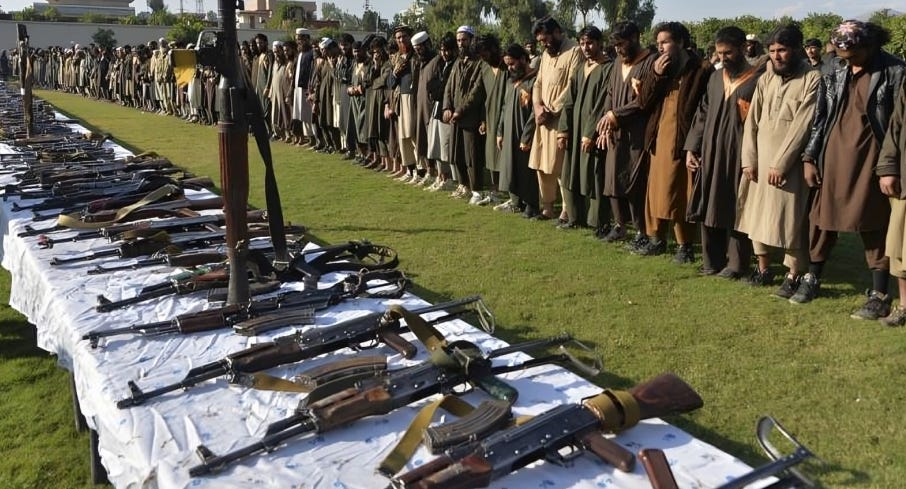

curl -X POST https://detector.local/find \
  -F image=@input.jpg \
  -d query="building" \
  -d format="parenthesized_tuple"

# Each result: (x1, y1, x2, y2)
(237, 0, 315, 29)
(33, 0, 135, 18)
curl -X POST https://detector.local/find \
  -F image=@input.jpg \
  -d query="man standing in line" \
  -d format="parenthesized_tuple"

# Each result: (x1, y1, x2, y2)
(556, 25, 612, 232)
(411, 31, 440, 186)
(795, 20, 906, 319)
(685, 26, 762, 279)
(735, 25, 820, 296)
(497, 44, 540, 218)
(387, 26, 419, 181)
(476, 34, 508, 206)
(597, 21, 657, 245)
(337, 34, 356, 158)
(876, 81, 906, 326)
(442, 25, 486, 204)
(292, 28, 315, 147)
(251, 34, 273, 134)
(632, 22, 712, 262)
(528, 16, 583, 221)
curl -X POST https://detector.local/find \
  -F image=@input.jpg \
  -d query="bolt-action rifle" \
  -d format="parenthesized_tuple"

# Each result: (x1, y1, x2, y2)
(188, 332, 595, 477)
(83, 268, 410, 346)
(115, 294, 492, 408)
(389, 372, 704, 489)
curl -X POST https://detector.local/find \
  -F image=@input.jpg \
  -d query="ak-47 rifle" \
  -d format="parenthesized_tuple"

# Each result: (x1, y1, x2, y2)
(389, 372, 704, 489)
(84, 268, 409, 346)
(32, 194, 225, 223)
(187, 333, 596, 477)
(49, 225, 294, 266)
(115, 294, 494, 408)
(35, 210, 269, 249)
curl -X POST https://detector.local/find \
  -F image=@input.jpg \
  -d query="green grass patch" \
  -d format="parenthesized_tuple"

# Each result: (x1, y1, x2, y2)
(3, 89, 904, 487)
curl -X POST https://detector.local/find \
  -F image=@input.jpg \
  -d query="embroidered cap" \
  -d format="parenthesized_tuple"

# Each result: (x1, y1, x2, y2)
(831, 20, 867, 50)
(412, 31, 429, 46)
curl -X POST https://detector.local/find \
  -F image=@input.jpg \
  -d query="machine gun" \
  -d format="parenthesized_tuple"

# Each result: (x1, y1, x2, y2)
(188, 333, 597, 477)
(83, 268, 410, 346)
(389, 372, 704, 489)
(115, 295, 493, 408)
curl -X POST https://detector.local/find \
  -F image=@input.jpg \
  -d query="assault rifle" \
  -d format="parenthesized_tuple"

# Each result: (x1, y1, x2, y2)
(188, 333, 595, 476)
(31, 195, 225, 223)
(389, 372, 704, 489)
(115, 295, 491, 408)
(35, 210, 269, 249)
(49, 225, 293, 266)
(84, 268, 409, 344)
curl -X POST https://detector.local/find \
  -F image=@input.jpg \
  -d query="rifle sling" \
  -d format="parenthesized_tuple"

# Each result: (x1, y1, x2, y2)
(236, 355, 387, 393)
(386, 304, 449, 364)
(55, 184, 180, 229)
(246, 78, 288, 266)
(377, 395, 478, 476)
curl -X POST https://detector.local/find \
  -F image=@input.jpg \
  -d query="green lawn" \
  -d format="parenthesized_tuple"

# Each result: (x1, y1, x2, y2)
(2, 89, 904, 487)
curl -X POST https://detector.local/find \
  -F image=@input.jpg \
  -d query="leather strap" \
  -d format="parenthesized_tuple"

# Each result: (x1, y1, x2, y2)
(377, 395, 477, 476)
(55, 184, 180, 229)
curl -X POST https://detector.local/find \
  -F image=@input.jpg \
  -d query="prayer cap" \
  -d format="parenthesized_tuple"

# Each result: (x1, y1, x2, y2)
(745, 34, 758, 41)
(295, 28, 310, 36)
(319, 38, 336, 50)
(457, 25, 475, 37)
(412, 31, 429, 46)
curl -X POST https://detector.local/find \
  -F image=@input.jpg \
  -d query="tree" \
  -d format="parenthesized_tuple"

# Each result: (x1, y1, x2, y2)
(596, 0, 656, 31)
(13, 6, 39, 21)
(148, 9, 176, 26)
(206, 10, 218, 23)
(800, 12, 842, 42)
(119, 14, 145, 25)
(424, 0, 491, 41)
(168, 14, 207, 45)
(42, 6, 61, 21)
(486, 0, 551, 45)
(80, 12, 107, 23)
(266, 1, 308, 29)
(92, 28, 117, 51)
(147, 0, 166, 13)
(575, 0, 598, 27)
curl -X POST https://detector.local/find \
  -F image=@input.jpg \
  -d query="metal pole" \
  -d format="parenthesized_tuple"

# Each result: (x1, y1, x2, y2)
(216, 1, 250, 304)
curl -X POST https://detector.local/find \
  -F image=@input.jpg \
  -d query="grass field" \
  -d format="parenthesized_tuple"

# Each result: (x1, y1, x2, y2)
(1, 89, 904, 488)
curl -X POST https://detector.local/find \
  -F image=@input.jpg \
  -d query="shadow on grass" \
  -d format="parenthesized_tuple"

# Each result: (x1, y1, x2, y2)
(0, 318, 40, 360)
(319, 224, 465, 235)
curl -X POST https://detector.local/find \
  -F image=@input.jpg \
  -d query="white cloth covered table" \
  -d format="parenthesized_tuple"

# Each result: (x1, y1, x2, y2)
(0, 136, 767, 489)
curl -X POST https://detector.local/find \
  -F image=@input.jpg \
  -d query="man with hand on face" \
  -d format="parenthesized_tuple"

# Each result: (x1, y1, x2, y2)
(443, 26, 486, 204)
(685, 26, 762, 279)
(597, 21, 657, 245)
(632, 22, 712, 263)
(528, 16, 583, 221)
(736, 24, 820, 297)
(557, 26, 613, 233)
(798, 20, 906, 320)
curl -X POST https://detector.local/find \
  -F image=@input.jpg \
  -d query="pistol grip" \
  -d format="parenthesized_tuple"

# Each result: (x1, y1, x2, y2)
(579, 431, 635, 472)
(382, 330, 417, 359)
(639, 448, 679, 489)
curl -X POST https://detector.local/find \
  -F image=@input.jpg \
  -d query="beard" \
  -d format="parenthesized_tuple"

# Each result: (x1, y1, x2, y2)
(772, 55, 799, 76)
(508, 66, 525, 80)
(545, 38, 563, 55)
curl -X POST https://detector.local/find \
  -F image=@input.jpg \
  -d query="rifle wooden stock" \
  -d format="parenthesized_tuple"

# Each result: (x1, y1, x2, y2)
(415, 455, 493, 489)
(175, 304, 243, 333)
(82, 196, 224, 222)
(629, 372, 705, 421)
(639, 448, 679, 489)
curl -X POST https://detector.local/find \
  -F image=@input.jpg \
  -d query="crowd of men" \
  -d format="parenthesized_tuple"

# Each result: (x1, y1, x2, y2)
(5, 17, 906, 326)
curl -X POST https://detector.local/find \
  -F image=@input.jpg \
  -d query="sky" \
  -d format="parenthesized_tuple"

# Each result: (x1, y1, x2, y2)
(0, 0, 902, 23)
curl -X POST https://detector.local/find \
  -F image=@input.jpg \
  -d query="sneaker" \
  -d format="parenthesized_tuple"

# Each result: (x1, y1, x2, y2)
(673, 244, 695, 264)
(468, 192, 484, 205)
(747, 268, 775, 286)
(631, 238, 666, 256)
(556, 220, 582, 230)
(450, 185, 467, 198)
(433, 180, 456, 192)
(774, 274, 800, 299)
(697, 265, 719, 276)
(474, 193, 499, 206)
(593, 225, 612, 240)
(599, 225, 626, 243)
(419, 176, 435, 188)
(789, 272, 820, 304)
(407, 174, 425, 185)
(625, 233, 650, 252)
(880, 305, 906, 327)
(850, 290, 892, 320)
(493, 200, 517, 212)
(716, 267, 742, 280)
